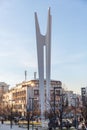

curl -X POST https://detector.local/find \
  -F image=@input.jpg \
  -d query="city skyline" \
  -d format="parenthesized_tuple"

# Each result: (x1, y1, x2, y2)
(0, 0, 87, 94)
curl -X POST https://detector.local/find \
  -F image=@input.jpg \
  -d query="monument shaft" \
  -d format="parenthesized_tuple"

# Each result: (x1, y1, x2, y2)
(35, 8, 51, 119)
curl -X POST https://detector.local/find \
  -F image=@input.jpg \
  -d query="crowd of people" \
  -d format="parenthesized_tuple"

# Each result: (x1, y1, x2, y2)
(48, 116, 87, 130)
(78, 122, 87, 130)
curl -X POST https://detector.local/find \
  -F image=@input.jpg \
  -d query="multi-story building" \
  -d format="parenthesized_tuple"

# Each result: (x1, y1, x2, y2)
(65, 91, 81, 107)
(2, 79, 62, 116)
(0, 82, 9, 98)
(0, 82, 9, 116)
(81, 87, 87, 106)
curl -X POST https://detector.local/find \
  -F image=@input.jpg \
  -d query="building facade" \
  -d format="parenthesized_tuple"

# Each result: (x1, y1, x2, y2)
(0, 82, 9, 100)
(2, 79, 62, 116)
(81, 87, 87, 106)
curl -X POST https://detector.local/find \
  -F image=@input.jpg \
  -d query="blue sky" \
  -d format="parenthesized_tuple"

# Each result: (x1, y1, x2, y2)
(0, 0, 87, 93)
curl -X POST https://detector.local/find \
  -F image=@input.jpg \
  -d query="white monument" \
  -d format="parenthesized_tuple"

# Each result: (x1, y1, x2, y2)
(35, 8, 52, 119)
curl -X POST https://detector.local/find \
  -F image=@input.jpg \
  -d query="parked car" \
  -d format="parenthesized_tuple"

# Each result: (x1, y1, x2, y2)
(59, 119, 72, 128)
(19, 116, 26, 121)
(13, 117, 19, 124)
(48, 117, 60, 129)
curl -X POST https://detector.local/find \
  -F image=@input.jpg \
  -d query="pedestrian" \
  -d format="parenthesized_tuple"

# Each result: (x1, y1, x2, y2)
(1, 119, 4, 124)
(85, 122, 87, 130)
(48, 119, 53, 130)
(82, 123, 86, 130)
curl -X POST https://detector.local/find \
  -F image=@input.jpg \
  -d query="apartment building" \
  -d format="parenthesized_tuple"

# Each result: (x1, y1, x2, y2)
(0, 82, 9, 100)
(65, 91, 81, 107)
(81, 87, 87, 106)
(2, 79, 62, 116)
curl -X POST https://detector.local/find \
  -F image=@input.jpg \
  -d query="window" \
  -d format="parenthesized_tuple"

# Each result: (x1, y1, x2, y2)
(34, 90, 39, 95)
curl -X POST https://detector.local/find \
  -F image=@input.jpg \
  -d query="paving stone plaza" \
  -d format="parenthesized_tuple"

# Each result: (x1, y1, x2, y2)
(0, 123, 77, 130)
(0, 124, 21, 130)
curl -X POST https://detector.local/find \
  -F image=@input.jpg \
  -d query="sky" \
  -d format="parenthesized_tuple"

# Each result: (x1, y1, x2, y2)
(0, 0, 87, 94)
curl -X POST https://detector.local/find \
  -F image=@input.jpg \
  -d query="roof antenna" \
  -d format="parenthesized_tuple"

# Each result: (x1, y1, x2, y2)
(25, 70, 27, 81)
(34, 72, 37, 80)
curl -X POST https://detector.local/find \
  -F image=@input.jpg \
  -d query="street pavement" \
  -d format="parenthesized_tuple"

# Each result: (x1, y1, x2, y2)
(0, 124, 23, 130)
(0, 122, 77, 130)
(0, 123, 43, 130)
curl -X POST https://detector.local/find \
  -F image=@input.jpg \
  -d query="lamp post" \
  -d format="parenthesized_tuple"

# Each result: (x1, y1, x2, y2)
(60, 93, 63, 130)
(9, 100, 14, 129)
(27, 106, 30, 130)
(53, 87, 56, 117)
(29, 97, 34, 130)
(27, 97, 34, 130)
(74, 97, 77, 129)
(53, 87, 62, 130)
(72, 95, 77, 129)
(10, 105, 13, 129)
(75, 98, 77, 129)
(53, 87, 62, 116)
(26, 82, 35, 130)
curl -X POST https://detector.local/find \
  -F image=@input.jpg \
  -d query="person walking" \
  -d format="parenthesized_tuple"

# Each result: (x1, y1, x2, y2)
(1, 119, 4, 124)
(85, 122, 87, 130)
(82, 123, 86, 130)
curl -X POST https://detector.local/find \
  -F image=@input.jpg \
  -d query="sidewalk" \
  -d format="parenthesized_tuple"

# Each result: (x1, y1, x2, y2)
(0, 123, 45, 130)
(0, 124, 77, 130)
(0, 123, 25, 130)
(0, 123, 77, 130)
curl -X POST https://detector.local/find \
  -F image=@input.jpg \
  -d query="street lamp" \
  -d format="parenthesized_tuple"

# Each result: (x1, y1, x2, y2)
(59, 93, 63, 130)
(29, 97, 34, 130)
(10, 105, 13, 129)
(53, 86, 62, 130)
(72, 95, 77, 129)
(27, 97, 35, 130)
(27, 104, 30, 130)
(26, 83, 35, 130)
(53, 87, 62, 115)
(9, 100, 14, 129)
